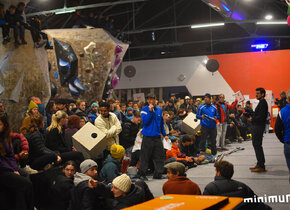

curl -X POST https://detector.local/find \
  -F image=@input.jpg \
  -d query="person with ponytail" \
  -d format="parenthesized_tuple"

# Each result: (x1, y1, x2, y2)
(0, 113, 34, 210)
(46, 110, 84, 165)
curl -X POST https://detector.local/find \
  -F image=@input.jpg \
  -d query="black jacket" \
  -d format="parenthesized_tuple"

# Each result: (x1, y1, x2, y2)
(46, 127, 70, 154)
(203, 176, 272, 210)
(25, 130, 57, 162)
(252, 99, 268, 126)
(5, 10, 20, 26)
(180, 103, 194, 112)
(51, 173, 74, 210)
(119, 119, 140, 149)
(106, 184, 145, 210)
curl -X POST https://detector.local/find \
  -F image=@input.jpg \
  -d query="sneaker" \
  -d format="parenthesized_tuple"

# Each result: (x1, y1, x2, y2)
(221, 147, 229, 151)
(225, 139, 232, 144)
(22, 165, 38, 174)
(251, 167, 266, 173)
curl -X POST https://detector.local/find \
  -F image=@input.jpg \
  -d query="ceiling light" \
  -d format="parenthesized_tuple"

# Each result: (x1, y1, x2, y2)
(265, 15, 273, 20)
(161, 52, 166, 55)
(191, 22, 224, 29)
(55, 8, 76, 15)
(256, 21, 287, 25)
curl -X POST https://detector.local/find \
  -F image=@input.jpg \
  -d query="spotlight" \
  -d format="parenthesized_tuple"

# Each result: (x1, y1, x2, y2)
(265, 15, 273, 20)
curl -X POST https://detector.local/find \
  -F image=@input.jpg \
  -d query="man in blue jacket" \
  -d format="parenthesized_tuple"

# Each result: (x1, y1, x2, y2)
(275, 89, 290, 182)
(138, 93, 168, 180)
(196, 93, 220, 155)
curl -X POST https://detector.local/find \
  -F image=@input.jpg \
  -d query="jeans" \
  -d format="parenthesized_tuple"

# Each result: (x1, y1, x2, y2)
(216, 122, 227, 148)
(200, 126, 217, 155)
(252, 125, 265, 169)
(138, 136, 165, 177)
(284, 142, 290, 183)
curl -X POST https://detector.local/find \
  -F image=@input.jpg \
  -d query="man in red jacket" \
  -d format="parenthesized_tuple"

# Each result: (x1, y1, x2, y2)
(215, 94, 238, 150)
(162, 162, 201, 195)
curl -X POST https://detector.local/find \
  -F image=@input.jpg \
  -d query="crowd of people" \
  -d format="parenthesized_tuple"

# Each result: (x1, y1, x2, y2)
(0, 87, 289, 210)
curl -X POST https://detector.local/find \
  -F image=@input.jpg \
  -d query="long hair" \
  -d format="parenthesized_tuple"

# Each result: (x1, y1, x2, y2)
(68, 115, 80, 129)
(47, 110, 67, 133)
(28, 113, 44, 133)
(0, 113, 12, 156)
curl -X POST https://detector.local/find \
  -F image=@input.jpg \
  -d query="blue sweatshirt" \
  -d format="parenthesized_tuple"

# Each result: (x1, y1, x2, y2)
(196, 103, 220, 128)
(141, 105, 166, 137)
(279, 104, 290, 143)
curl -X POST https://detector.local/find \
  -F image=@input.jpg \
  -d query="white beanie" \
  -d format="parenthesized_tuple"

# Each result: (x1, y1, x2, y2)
(112, 174, 132, 193)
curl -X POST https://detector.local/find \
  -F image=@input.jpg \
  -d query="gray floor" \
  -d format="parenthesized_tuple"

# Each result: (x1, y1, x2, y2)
(145, 133, 290, 210)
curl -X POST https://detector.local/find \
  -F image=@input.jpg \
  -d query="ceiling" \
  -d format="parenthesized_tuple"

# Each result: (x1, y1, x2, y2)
(26, 0, 290, 61)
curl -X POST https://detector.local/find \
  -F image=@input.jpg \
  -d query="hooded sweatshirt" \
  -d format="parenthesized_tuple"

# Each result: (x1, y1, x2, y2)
(99, 155, 121, 183)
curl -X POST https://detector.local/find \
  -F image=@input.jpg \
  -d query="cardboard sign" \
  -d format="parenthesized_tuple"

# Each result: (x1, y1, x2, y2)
(234, 91, 245, 103)
(133, 93, 145, 102)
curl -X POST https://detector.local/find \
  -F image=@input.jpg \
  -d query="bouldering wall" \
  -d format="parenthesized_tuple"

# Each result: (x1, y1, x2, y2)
(0, 31, 51, 131)
(45, 28, 128, 102)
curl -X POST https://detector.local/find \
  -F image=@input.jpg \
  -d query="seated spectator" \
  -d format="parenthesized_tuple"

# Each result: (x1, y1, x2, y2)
(164, 99, 177, 115)
(68, 103, 77, 112)
(74, 100, 89, 122)
(88, 174, 145, 209)
(127, 100, 133, 109)
(15, 2, 26, 44)
(0, 3, 10, 44)
(100, 145, 125, 183)
(88, 102, 99, 124)
(45, 100, 57, 127)
(20, 100, 39, 135)
(126, 107, 134, 121)
(119, 112, 142, 149)
(108, 98, 122, 122)
(46, 110, 84, 165)
(163, 162, 201, 195)
(79, 116, 87, 128)
(25, 113, 60, 170)
(226, 113, 244, 143)
(0, 113, 34, 210)
(95, 102, 122, 157)
(65, 115, 81, 152)
(56, 99, 74, 116)
(166, 138, 196, 168)
(87, 12, 97, 27)
(11, 132, 29, 168)
(179, 135, 198, 157)
(203, 160, 271, 209)
(72, 10, 87, 28)
(129, 129, 143, 167)
(4, 5, 21, 46)
(70, 159, 107, 210)
(0, 101, 5, 114)
(51, 161, 76, 210)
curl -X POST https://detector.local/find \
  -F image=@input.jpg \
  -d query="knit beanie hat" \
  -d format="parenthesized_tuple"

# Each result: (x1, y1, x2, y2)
(91, 102, 99, 109)
(80, 159, 98, 173)
(110, 144, 125, 159)
(112, 174, 131, 193)
(28, 101, 38, 111)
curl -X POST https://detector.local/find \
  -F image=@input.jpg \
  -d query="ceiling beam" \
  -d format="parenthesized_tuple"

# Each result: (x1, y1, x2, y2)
(26, 0, 147, 17)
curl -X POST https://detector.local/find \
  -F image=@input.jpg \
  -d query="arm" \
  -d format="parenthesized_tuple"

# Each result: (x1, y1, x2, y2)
(227, 100, 238, 110)
(275, 112, 284, 143)
(141, 107, 154, 126)
(196, 106, 203, 119)
(95, 117, 116, 138)
(215, 108, 220, 124)
(161, 115, 166, 137)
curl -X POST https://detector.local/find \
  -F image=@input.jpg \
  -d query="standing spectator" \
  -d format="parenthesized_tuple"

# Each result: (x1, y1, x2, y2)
(163, 162, 201, 195)
(244, 101, 254, 116)
(65, 115, 80, 152)
(87, 12, 97, 27)
(0, 113, 34, 210)
(119, 112, 142, 149)
(46, 110, 84, 165)
(275, 89, 290, 183)
(120, 103, 127, 122)
(249, 88, 268, 172)
(45, 100, 57, 127)
(164, 99, 177, 115)
(137, 93, 167, 180)
(56, 99, 74, 116)
(108, 98, 122, 122)
(100, 144, 125, 183)
(95, 102, 122, 157)
(196, 93, 220, 155)
(275, 91, 287, 109)
(215, 94, 238, 151)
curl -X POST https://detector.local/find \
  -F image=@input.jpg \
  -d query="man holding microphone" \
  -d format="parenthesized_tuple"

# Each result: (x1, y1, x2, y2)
(138, 93, 168, 180)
